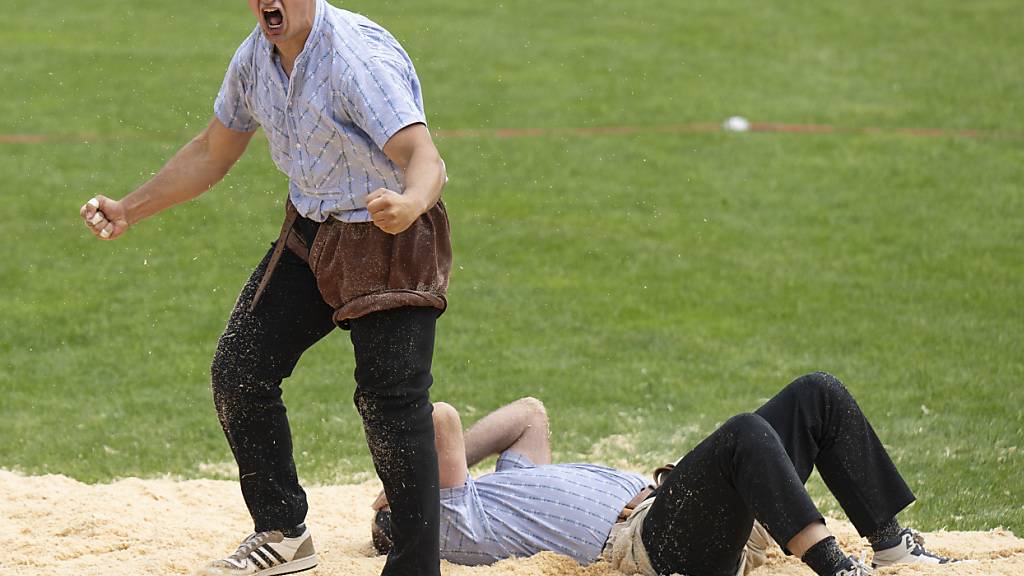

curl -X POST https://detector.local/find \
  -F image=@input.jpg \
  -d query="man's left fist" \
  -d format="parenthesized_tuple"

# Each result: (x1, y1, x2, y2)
(366, 188, 422, 234)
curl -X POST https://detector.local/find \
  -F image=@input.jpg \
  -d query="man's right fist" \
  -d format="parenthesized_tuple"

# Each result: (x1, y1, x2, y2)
(80, 195, 129, 240)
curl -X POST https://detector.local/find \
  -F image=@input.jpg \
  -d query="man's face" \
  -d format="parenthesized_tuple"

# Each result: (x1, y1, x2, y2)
(247, 0, 315, 45)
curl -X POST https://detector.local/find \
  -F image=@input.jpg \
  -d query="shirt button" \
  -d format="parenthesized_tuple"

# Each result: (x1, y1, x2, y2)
(295, 143, 301, 149)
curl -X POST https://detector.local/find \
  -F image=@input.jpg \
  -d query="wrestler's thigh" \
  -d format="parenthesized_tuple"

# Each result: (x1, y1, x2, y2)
(641, 431, 752, 576)
(214, 244, 336, 382)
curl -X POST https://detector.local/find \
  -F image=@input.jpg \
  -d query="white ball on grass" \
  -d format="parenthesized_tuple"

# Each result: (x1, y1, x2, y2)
(723, 116, 750, 132)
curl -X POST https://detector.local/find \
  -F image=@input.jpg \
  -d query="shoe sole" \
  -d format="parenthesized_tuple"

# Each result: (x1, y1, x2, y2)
(259, 554, 318, 576)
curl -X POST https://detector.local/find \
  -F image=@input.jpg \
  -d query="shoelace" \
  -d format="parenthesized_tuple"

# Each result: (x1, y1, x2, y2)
(227, 531, 275, 565)
(838, 552, 874, 575)
(905, 528, 955, 562)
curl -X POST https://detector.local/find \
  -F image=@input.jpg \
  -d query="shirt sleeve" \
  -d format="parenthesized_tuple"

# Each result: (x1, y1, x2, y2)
(214, 40, 259, 132)
(495, 451, 536, 472)
(338, 52, 426, 151)
(438, 476, 502, 565)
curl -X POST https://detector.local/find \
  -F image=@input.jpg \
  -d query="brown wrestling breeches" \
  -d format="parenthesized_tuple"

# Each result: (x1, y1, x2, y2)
(252, 199, 451, 327)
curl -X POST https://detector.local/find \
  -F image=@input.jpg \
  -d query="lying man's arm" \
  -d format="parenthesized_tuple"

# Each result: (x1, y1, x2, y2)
(433, 397, 553, 488)
(372, 397, 552, 509)
(462, 397, 551, 468)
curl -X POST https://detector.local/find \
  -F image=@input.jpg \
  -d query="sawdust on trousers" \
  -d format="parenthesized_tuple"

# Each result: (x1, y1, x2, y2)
(2, 470, 1022, 576)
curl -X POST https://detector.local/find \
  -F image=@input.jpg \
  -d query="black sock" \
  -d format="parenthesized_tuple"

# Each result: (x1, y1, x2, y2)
(801, 536, 849, 576)
(280, 523, 305, 538)
(868, 517, 903, 549)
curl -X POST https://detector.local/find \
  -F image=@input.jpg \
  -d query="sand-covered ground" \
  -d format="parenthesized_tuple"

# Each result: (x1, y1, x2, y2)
(2, 470, 1022, 576)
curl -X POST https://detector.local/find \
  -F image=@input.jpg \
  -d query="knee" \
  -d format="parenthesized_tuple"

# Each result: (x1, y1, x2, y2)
(721, 412, 774, 442)
(210, 348, 238, 398)
(354, 354, 432, 396)
(353, 384, 431, 423)
(792, 371, 848, 402)
(210, 347, 280, 403)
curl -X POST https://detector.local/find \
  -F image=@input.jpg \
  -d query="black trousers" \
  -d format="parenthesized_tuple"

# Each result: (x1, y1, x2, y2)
(641, 372, 915, 576)
(210, 220, 441, 576)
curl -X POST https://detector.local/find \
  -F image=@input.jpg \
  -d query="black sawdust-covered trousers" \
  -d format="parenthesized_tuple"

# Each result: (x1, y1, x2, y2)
(210, 214, 442, 576)
(641, 372, 915, 576)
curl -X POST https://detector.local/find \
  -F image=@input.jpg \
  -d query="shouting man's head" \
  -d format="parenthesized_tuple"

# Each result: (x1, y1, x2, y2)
(248, 0, 316, 51)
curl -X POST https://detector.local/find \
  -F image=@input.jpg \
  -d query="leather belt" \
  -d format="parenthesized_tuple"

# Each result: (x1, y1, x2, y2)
(617, 486, 655, 523)
(249, 203, 300, 312)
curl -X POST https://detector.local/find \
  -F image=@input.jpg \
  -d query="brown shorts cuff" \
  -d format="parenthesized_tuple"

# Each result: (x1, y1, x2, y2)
(333, 291, 447, 327)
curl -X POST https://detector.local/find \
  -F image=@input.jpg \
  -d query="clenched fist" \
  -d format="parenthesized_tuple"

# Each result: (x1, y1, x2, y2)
(366, 188, 425, 235)
(79, 195, 130, 240)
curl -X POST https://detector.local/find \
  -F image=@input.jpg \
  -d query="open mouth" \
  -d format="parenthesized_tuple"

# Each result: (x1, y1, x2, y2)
(262, 7, 284, 30)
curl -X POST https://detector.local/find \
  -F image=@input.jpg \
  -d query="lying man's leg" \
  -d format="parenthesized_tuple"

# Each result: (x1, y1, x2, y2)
(754, 371, 959, 567)
(640, 413, 865, 576)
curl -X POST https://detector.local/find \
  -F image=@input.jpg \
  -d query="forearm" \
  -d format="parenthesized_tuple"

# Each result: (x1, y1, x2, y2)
(463, 415, 523, 468)
(461, 398, 547, 467)
(122, 128, 244, 224)
(399, 145, 445, 214)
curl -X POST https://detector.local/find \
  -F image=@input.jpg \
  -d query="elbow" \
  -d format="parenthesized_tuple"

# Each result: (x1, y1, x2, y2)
(432, 401, 462, 433)
(438, 156, 448, 188)
(516, 397, 549, 429)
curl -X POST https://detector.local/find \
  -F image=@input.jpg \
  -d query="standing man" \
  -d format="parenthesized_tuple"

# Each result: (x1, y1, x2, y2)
(79, 2, 450, 575)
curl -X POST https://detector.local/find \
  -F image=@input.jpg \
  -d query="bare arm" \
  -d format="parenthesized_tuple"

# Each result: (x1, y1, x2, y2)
(366, 123, 446, 234)
(80, 118, 255, 239)
(432, 402, 470, 489)
(463, 397, 551, 467)
(371, 397, 551, 510)
(435, 398, 551, 486)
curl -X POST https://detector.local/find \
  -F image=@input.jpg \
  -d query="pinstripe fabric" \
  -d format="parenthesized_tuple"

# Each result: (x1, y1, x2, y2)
(214, 0, 427, 223)
(439, 451, 649, 566)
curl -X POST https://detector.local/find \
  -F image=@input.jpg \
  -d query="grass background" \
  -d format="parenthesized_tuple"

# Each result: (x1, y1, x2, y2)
(1, 0, 1021, 534)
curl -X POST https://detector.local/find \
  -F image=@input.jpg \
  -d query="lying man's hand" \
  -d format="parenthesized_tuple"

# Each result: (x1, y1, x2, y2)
(371, 489, 390, 511)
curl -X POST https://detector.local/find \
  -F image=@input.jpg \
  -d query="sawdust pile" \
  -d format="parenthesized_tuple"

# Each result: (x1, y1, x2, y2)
(2, 470, 1021, 575)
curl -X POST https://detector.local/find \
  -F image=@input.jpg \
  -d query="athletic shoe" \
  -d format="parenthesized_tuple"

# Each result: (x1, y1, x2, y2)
(832, 553, 874, 576)
(194, 526, 317, 575)
(871, 528, 958, 567)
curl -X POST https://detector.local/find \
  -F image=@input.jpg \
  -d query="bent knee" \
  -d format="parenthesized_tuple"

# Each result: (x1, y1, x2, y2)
(793, 371, 848, 399)
(721, 412, 773, 436)
(209, 350, 238, 393)
(210, 349, 283, 400)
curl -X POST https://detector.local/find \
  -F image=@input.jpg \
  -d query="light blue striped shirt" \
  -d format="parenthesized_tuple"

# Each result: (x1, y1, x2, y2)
(214, 0, 427, 222)
(439, 451, 650, 566)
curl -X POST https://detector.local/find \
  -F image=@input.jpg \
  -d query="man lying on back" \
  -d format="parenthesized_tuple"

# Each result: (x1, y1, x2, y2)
(371, 372, 965, 576)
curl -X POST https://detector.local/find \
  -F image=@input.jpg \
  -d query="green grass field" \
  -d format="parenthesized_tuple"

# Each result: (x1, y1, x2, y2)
(2, 0, 1021, 534)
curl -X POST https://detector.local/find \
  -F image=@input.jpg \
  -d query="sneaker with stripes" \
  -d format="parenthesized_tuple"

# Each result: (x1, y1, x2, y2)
(871, 528, 959, 568)
(195, 526, 317, 575)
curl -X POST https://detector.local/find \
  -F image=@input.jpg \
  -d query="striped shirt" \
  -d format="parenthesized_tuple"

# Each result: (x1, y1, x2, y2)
(214, 0, 427, 223)
(439, 451, 650, 566)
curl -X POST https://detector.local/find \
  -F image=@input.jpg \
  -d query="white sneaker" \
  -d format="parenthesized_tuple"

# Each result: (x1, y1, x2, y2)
(871, 528, 957, 567)
(195, 527, 318, 576)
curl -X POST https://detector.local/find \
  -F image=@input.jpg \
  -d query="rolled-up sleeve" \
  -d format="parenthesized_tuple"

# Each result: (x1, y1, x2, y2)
(496, 451, 536, 472)
(214, 40, 259, 132)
